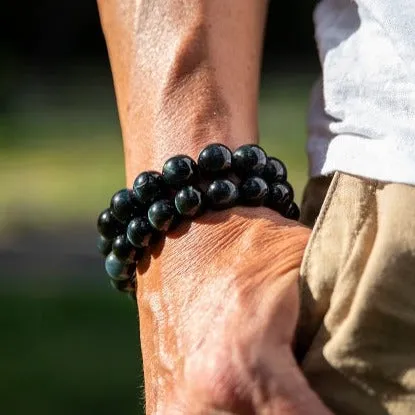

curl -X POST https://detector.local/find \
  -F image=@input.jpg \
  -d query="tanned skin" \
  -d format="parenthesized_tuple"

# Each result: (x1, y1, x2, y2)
(97, 1, 333, 413)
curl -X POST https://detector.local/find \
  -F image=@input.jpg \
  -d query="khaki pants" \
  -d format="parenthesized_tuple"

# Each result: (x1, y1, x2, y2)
(297, 172, 415, 415)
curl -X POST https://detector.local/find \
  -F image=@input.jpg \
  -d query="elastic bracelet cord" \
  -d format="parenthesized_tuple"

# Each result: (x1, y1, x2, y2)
(96, 144, 300, 296)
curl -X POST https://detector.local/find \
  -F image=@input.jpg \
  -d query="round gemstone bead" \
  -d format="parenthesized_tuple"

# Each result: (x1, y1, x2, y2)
(97, 235, 113, 257)
(162, 155, 198, 188)
(267, 182, 294, 213)
(133, 171, 165, 205)
(127, 216, 153, 248)
(197, 144, 232, 177)
(105, 252, 136, 281)
(262, 157, 287, 183)
(285, 202, 300, 221)
(110, 188, 136, 223)
(174, 186, 204, 217)
(148, 200, 177, 231)
(206, 179, 239, 209)
(232, 144, 267, 178)
(240, 176, 269, 206)
(97, 208, 124, 239)
(112, 234, 142, 263)
(110, 277, 136, 294)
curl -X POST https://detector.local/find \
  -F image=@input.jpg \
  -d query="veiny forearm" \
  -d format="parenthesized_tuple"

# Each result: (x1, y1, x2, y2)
(98, 2, 333, 414)
(97, 0, 267, 183)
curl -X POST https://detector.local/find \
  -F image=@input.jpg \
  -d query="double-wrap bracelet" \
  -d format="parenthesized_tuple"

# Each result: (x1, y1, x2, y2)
(96, 144, 300, 296)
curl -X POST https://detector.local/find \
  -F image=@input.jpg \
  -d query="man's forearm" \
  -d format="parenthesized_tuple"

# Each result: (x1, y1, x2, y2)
(97, 2, 334, 414)
(97, 0, 268, 182)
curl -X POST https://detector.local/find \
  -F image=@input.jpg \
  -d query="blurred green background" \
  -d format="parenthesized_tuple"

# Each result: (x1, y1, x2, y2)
(1, 2, 319, 414)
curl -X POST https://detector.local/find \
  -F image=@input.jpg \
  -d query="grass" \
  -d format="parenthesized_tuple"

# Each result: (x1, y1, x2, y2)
(0, 290, 144, 415)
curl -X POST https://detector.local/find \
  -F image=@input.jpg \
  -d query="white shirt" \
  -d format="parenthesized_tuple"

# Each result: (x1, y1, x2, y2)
(309, 0, 415, 184)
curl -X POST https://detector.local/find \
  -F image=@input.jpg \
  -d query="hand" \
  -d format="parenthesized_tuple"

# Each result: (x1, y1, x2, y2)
(97, 2, 332, 412)
(136, 207, 332, 414)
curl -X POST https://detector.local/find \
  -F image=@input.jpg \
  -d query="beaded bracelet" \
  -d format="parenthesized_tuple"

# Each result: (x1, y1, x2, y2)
(96, 144, 300, 296)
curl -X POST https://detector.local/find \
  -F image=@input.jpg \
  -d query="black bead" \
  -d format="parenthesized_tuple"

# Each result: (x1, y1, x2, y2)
(197, 144, 232, 177)
(112, 234, 142, 263)
(97, 235, 113, 257)
(133, 247, 145, 262)
(133, 171, 165, 205)
(110, 188, 136, 223)
(162, 155, 198, 188)
(206, 179, 239, 209)
(127, 216, 153, 248)
(97, 208, 124, 239)
(132, 203, 146, 218)
(110, 277, 136, 294)
(284, 202, 300, 221)
(105, 252, 136, 281)
(174, 186, 204, 217)
(262, 157, 287, 183)
(148, 200, 176, 231)
(232, 144, 267, 178)
(266, 182, 294, 213)
(240, 176, 269, 206)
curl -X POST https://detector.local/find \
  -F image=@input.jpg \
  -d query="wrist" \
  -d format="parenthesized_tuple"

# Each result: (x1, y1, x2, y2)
(124, 122, 256, 187)
(141, 206, 310, 283)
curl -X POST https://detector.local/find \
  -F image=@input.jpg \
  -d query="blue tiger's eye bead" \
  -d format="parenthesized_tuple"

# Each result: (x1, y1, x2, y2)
(197, 144, 232, 177)
(174, 186, 204, 217)
(133, 171, 165, 205)
(97, 208, 124, 239)
(97, 235, 113, 257)
(148, 200, 177, 231)
(105, 252, 136, 281)
(112, 234, 143, 263)
(110, 277, 136, 294)
(285, 202, 300, 221)
(240, 176, 269, 206)
(232, 144, 267, 178)
(267, 182, 294, 213)
(262, 157, 287, 183)
(127, 216, 153, 248)
(206, 179, 239, 209)
(110, 188, 136, 223)
(162, 155, 198, 188)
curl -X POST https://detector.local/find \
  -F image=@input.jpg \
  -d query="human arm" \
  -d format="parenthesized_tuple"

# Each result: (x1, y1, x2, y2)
(97, 1, 333, 413)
